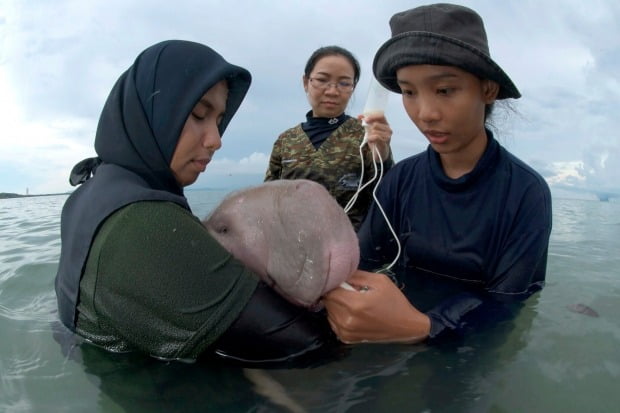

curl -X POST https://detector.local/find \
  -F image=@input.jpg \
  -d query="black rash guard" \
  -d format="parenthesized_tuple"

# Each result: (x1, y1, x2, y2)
(358, 132, 552, 339)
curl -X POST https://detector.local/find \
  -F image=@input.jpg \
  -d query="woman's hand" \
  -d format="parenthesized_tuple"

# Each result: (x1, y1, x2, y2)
(323, 270, 431, 344)
(358, 113, 393, 162)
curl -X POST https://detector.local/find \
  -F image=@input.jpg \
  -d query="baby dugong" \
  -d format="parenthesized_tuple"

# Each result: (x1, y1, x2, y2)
(203, 179, 359, 307)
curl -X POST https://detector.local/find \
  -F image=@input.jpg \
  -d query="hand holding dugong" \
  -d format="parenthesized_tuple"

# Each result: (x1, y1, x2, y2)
(203, 179, 360, 307)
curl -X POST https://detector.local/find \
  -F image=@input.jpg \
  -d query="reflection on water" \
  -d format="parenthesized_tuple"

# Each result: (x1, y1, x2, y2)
(0, 194, 619, 412)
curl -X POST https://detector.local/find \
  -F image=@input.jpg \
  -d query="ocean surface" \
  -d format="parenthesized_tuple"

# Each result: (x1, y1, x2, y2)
(0, 190, 618, 412)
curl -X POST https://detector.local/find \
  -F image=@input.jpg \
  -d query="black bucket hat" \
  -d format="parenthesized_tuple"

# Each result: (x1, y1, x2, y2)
(373, 3, 520, 99)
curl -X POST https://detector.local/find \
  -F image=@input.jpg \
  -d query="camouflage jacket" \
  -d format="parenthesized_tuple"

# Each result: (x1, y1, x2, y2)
(264, 117, 394, 230)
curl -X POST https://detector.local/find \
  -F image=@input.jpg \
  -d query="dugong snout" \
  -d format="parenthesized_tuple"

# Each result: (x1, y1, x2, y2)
(203, 179, 360, 307)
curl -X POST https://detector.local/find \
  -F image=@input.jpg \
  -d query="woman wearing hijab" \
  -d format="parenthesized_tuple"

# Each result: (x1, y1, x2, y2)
(55, 40, 335, 364)
(324, 4, 552, 344)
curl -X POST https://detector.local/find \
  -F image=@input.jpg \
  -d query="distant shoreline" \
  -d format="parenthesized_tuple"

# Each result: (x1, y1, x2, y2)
(0, 192, 70, 200)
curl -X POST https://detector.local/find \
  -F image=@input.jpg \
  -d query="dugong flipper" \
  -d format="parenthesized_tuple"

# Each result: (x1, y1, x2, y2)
(203, 179, 359, 307)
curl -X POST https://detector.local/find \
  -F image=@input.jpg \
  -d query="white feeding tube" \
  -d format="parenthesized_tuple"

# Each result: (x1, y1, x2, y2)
(343, 77, 402, 278)
(361, 78, 390, 144)
(344, 78, 391, 214)
(345, 78, 391, 213)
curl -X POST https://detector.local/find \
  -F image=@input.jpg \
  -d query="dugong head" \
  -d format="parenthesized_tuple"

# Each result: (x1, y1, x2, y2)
(203, 179, 359, 307)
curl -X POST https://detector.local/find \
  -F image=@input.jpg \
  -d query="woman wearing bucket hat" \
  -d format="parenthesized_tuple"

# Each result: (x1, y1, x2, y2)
(323, 4, 551, 344)
(264, 45, 394, 231)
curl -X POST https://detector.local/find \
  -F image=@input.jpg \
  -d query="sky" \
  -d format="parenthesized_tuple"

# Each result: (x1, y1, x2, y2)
(1, 0, 619, 199)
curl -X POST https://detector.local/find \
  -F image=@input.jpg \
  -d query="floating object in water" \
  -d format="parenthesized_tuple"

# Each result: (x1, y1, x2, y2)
(566, 303, 599, 317)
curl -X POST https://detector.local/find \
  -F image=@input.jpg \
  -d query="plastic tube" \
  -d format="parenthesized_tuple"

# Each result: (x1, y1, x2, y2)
(361, 78, 390, 144)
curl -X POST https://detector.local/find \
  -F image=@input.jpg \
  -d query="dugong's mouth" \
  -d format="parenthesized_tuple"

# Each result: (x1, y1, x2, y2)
(263, 273, 277, 289)
(297, 251, 329, 305)
(266, 250, 327, 308)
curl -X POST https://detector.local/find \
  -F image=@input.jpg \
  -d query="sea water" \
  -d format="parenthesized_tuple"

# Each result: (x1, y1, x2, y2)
(0, 192, 618, 412)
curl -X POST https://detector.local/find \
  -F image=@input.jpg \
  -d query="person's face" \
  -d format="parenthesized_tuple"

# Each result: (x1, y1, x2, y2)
(396, 64, 498, 159)
(170, 80, 228, 187)
(303, 55, 355, 118)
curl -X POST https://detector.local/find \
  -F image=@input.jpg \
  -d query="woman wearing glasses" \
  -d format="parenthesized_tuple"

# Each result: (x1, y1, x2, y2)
(264, 46, 394, 230)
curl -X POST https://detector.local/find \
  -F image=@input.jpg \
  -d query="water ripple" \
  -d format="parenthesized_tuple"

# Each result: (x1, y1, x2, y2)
(0, 194, 618, 412)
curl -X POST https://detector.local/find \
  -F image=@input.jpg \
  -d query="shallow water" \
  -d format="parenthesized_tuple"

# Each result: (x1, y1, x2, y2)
(0, 193, 618, 412)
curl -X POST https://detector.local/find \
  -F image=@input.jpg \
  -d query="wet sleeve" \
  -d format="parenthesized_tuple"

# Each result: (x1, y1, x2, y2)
(91, 201, 259, 361)
(487, 185, 552, 294)
(425, 292, 524, 340)
(427, 184, 551, 340)
(210, 282, 343, 367)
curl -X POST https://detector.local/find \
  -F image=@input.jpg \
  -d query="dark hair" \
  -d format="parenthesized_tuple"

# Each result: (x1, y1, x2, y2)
(485, 100, 518, 136)
(304, 45, 361, 85)
(484, 103, 494, 122)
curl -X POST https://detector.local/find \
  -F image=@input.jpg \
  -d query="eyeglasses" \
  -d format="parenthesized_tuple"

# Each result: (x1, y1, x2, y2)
(308, 77, 355, 92)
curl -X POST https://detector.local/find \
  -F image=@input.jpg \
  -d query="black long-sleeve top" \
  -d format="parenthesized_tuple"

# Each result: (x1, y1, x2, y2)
(357, 133, 552, 339)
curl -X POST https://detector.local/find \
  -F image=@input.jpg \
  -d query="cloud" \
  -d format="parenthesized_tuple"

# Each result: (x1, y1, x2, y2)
(0, 0, 619, 198)
(545, 161, 585, 185)
(207, 152, 269, 176)
(0, 114, 94, 193)
(579, 144, 620, 191)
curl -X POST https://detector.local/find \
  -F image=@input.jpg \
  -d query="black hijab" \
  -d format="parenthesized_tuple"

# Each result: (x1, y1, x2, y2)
(55, 40, 252, 330)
